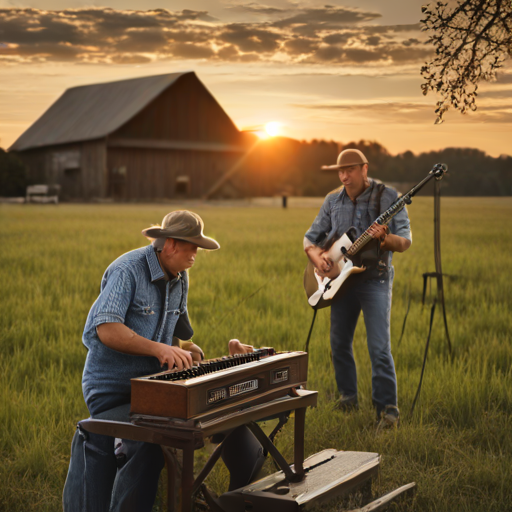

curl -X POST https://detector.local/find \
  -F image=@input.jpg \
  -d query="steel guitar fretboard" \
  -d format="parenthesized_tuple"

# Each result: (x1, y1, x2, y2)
(130, 349, 308, 420)
(148, 347, 276, 382)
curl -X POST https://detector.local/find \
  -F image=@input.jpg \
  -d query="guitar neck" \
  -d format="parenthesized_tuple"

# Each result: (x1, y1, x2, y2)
(346, 164, 447, 257)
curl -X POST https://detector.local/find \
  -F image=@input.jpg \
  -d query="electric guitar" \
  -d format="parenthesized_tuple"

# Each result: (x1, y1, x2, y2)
(304, 163, 448, 309)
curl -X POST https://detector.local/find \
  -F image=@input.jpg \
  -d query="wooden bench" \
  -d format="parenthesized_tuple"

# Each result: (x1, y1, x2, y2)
(26, 184, 60, 204)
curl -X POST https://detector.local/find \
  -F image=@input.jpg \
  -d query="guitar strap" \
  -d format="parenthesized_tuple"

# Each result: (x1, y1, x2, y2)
(376, 182, 386, 216)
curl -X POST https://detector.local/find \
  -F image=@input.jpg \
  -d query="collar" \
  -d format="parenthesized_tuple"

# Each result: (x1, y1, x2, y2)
(145, 245, 184, 284)
(145, 245, 166, 283)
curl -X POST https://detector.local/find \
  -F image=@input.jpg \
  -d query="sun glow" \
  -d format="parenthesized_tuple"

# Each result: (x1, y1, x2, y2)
(265, 121, 281, 137)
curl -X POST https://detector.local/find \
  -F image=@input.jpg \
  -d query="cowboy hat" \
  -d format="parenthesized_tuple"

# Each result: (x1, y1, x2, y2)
(142, 210, 220, 250)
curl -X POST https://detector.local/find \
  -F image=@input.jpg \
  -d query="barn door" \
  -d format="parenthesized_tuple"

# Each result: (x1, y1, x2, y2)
(109, 166, 127, 199)
(52, 150, 81, 200)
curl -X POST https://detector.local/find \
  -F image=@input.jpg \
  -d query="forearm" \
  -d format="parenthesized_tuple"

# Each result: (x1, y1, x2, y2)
(382, 234, 411, 253)
(97, 323, 161, 358)
(97, 322, 194, 369)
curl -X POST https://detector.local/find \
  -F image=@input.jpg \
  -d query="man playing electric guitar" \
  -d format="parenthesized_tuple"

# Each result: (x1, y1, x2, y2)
(304, 149, 412, 429)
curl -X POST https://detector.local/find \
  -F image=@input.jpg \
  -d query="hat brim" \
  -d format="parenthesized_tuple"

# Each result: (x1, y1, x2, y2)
(321, 163, 367, 171)
(142, 228, 220, 250)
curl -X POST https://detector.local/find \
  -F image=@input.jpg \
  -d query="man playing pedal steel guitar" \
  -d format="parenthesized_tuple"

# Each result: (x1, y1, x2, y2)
(304, 149, 412, 429)
(63, 210, 264, 512)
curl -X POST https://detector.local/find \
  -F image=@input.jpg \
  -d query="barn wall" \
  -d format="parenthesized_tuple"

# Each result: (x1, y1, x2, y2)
(15, 140, 107, 201)
(110, 74, 242, 145)
(80, 140, 107, 200)
(107, 147, 244, 200)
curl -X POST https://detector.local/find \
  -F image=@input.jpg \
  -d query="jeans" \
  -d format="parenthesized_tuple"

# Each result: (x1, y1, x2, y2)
(62, 393, 265, 511)
(62, 427, 164, 512)
(330, 269, 397, 415)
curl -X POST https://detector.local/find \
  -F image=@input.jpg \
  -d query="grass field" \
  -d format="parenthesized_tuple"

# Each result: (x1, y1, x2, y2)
(1, 198, 512, 511)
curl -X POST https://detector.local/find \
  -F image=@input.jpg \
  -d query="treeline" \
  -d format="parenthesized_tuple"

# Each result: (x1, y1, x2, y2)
(0, 148, 27, 197)
(290, 139, 512, 197)
(2, 140, 511, 198)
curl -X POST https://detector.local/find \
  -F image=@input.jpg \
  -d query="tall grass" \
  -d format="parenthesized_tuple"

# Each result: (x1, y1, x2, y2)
(1, 198, 511, 511)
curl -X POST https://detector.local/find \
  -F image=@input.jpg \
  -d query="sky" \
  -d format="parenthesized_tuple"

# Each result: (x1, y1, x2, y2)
(1, 0, 511, 157)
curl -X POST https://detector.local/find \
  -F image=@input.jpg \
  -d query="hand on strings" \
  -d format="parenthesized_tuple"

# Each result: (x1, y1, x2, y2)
(228, 339, 254, 356)
(315, 259, 341, 279)
(306, 245, 335, 275)
(368, 222, 388, 248)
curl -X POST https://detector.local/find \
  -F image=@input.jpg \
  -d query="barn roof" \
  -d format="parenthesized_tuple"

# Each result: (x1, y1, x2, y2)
(10, 72, 195, 152)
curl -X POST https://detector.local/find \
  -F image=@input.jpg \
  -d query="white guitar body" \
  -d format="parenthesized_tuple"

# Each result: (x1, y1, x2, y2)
(307, 233, 366, 307)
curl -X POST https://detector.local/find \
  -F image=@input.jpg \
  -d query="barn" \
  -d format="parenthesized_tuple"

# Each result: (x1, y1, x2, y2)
(9, 72, 258, 201)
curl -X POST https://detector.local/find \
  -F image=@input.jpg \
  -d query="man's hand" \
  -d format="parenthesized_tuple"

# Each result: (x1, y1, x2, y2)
(316, 261, 341, 279)
(180, 341, 204, 362)
(368, 222, 388, 246)
(154, 344, 194, 370)
(368, 222, 411, 253)
(228, 339, 254, 356)
(96, 323, 193, 370)
(305, 245, 335, 274)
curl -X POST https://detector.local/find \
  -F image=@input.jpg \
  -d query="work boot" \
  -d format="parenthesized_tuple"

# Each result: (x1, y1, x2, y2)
(334, 395, 359, 412)
(376, 405, 400, 432)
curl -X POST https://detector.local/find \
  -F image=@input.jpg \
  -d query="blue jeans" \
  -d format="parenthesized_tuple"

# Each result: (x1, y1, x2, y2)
(330, 269, 397, 415)
(62, 428, 164, 512)
(62, 396, 165, 512)
(62, 394, 265, 511)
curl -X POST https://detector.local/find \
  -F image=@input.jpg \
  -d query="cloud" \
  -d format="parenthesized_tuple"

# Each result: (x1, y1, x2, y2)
(110, 53, 153, 65)
(0, 6, 428, 67)
(226, 3, 289, 16)
(272, 6, 381, 28)
(293, 100, 512, 124)
(495, 73, 512, 84)
(218, 24, 281, 52)
(170, 42, 216, 59)
(283, 37, 319, 55)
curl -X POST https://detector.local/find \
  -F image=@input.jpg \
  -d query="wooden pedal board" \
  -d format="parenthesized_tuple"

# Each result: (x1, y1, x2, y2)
(217, 449, 416, 512)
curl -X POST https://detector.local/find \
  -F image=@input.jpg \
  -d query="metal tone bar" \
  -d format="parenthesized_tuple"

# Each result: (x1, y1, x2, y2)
(293, 407, 306, 478)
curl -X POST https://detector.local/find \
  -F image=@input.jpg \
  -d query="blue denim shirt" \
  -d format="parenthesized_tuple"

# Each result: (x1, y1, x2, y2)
(82, 245, 190, 413)
(305, 179, 412, 271)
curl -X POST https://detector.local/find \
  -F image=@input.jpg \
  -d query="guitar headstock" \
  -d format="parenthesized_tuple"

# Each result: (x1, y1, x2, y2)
(431, 163, 448, 180)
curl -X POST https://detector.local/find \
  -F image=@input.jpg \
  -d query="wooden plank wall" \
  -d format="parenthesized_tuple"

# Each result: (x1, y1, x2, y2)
(112, 74, 242, 145)
(15, 140, 107, 201)
(107, 147, 243, 200)
(80, 140, 107, 200)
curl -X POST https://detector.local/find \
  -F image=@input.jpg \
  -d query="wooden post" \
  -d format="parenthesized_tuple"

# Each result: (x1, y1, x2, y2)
(294, 407, 306, 478)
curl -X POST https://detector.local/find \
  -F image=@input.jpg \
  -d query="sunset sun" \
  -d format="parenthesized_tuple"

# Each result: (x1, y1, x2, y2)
(265, 121, 281, 137)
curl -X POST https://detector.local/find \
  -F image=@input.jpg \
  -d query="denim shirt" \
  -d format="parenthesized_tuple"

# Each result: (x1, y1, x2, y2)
(305, 179, 412, 273)
(82, 245, 191, 413)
